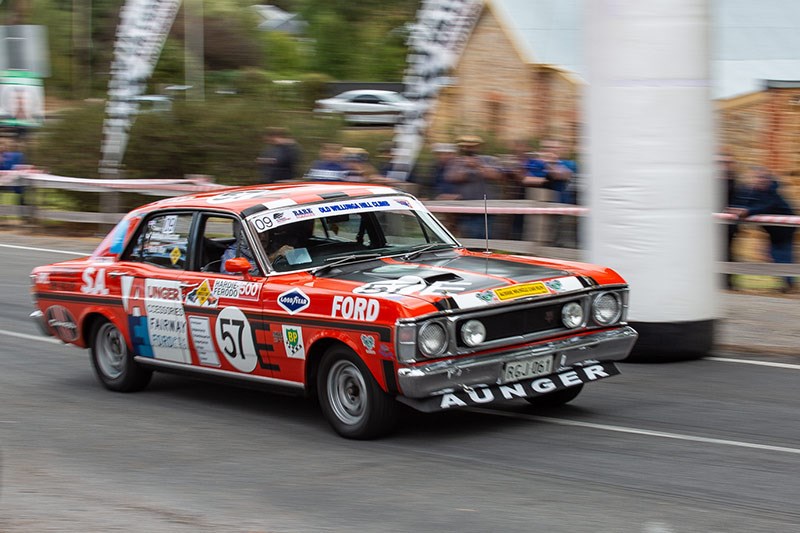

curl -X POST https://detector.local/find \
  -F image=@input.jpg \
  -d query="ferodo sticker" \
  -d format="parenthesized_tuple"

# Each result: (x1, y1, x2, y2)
(332, 296, 379, 321)
(494, 282, 549, 301)
(212, 279, 261, 302)
(45, 305, 79, 342)
(215, 306, 258, 372)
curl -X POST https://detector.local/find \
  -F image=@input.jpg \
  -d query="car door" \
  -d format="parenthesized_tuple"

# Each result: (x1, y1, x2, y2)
(348, 93, 385, 123)
(114, 211, 194, 364)
(178, 212, 275, 378)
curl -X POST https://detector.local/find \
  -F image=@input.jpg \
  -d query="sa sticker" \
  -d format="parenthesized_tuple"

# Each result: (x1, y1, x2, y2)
(214, 307, 258, 372)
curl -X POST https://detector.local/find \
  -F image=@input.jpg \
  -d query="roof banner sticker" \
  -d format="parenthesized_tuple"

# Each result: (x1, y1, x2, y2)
(248, 196, 423, 233)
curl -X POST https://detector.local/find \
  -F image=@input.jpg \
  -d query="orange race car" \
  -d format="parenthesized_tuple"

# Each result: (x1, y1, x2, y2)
(30, 183, 638, 439)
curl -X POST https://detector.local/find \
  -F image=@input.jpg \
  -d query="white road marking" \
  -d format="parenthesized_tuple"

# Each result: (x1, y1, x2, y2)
(706, 356, 800, 370)
(468, 408, 800, 456)
(0, 243, 88, 256)
(0, 329, 61, 344)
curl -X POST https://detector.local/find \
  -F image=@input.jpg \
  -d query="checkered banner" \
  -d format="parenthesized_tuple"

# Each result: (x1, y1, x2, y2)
(388, 0, 482, 180)
(99, 0, 181, 176)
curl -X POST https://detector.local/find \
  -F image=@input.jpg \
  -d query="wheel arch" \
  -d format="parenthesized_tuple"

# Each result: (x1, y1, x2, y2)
(80, 309, 119, 348)
(305, 335, 386, 399)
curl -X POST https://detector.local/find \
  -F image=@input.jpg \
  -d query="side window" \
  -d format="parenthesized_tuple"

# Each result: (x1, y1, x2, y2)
(196, 214, 261, 276)
(353, 94, 380, 104)
(126, 213, 193, 269)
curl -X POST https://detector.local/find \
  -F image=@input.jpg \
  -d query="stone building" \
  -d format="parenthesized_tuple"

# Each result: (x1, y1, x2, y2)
(427, 0, 800, 206)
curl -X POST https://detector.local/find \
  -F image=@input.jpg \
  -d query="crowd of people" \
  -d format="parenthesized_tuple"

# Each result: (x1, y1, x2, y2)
(256, 130, 580, 244)
(254, 130, 797, 292)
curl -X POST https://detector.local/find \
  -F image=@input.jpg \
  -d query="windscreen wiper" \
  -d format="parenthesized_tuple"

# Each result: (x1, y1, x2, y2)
(312, 253, 383, 275)
(400, 243, 457, 261)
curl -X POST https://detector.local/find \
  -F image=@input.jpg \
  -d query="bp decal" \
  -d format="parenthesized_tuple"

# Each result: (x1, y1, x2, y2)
(281, 325, 305, 359)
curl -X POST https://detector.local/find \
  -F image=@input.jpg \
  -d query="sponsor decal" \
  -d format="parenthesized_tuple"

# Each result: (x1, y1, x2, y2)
(545, 276, 584, 294)
(169, 246, 182, 265)
(81, 266, 109, 295)
(494, 282, 549, 301)
(207, 189, 273, 204)
(277, 288, 311, 314)
(211, 279, 261, 302)
(162, 215, 177, 234)
(353, 276, 471, 296)
(282, 325, 306, 359)
(476, 290, 497, 303)
(45, 305, 79, 342)
(331, 296, 379, 321)
(427, 363, 620, 412)
(249, 196, 420, 233)
(185, 279, 217, 307)
(360, 334, 376, 354)
(188, 315, 219, 366)
(215, 306, 258, 372)
(378, 344, 393, 358)
(272, 330, 284, 343)
(144, 279, 189, 363)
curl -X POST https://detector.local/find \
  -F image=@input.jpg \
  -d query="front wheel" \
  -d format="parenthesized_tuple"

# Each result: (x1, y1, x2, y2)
(524, 384, 583, 408)
(317, 346, 397, 439)
(90, 319, 152, 392)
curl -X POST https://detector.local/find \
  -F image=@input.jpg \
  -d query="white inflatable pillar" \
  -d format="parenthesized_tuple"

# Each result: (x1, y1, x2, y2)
(583, 0, 717, 360)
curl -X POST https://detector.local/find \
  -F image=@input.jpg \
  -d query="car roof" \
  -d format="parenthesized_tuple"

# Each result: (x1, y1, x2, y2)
(136, 182, 407, 216)
(338, 89, 401, 97)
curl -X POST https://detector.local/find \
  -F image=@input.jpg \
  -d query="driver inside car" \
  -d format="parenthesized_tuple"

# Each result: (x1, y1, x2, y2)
(261, 218, 315, 269)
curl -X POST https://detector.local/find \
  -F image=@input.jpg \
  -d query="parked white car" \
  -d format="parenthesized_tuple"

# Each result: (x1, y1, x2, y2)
(314, 90, 417, 125)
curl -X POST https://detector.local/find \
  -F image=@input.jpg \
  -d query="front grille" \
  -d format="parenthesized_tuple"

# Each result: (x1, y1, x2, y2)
(455, 302, 567, 347)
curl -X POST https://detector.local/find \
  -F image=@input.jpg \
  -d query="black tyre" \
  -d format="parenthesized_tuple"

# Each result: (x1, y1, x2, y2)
(90, 319, 152, 392)
(317, 346, 397, 439)
(524, 384, 583, 408)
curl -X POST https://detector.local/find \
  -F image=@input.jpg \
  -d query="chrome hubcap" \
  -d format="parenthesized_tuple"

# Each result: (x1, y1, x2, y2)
(96, 323, 126, 380)
(327, 360, 367, 425)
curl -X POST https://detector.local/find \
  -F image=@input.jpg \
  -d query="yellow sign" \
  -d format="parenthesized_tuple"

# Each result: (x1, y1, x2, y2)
(494, 282, 549, 301)
(195, 280, 211, 306)
(170, 246, 182, 265)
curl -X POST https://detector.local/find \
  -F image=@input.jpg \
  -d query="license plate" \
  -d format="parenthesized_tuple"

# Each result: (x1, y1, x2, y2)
(502, 355, 553, 383)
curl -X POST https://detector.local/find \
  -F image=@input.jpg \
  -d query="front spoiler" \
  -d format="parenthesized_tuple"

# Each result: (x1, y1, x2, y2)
(397, 361, 620, 412)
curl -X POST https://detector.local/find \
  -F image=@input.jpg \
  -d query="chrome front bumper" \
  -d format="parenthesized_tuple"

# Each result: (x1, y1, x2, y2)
(30, 310, 52, 337)
(396, 326, 638, 399)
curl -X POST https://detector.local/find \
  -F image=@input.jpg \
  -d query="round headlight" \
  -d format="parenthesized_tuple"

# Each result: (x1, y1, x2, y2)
(593, 292, 622, 325)
(418, 322, 447, 357)
(460, 319, 486, 347)
(562, 302, 584, 329)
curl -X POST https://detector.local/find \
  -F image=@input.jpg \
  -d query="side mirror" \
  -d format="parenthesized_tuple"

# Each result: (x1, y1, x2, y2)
(224, 257, 253, 280)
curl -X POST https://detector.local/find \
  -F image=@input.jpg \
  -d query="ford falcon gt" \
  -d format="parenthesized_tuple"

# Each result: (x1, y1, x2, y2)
(30, 183, 638, 439)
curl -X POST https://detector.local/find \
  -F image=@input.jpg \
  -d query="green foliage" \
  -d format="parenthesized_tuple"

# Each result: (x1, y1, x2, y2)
(32, 95, 348, 186)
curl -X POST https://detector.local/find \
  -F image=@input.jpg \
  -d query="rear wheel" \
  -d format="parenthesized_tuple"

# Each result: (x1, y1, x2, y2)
(90, 319, 152, 392)
(317, 346, 397, 439)
(524, 384, 583, 408)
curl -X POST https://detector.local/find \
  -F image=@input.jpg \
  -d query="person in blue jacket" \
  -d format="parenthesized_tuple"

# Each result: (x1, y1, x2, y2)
(729, 167, 796, 292)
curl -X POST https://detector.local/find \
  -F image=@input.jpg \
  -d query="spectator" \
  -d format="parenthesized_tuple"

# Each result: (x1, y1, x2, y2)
(444, 135, 502, 239)
(375, 141, 394, 178)
(1, 136, 26, 206)
(305, 143, 348, 181)
(430, 143, 458, 199)
(499, 140, 532, 240)
(256, 127, 299, 183)
(525, 138, 578, 246)
(718, 152, 742, 289)
(728, 166, 796, 293)
(340, 147, 376, 182)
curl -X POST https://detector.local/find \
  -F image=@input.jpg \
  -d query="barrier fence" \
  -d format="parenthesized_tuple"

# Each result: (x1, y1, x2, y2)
(1, 171, 798, 275)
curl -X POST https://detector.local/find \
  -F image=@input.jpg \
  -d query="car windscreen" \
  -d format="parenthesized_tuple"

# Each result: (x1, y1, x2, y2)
(246, 196, 457, 272)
